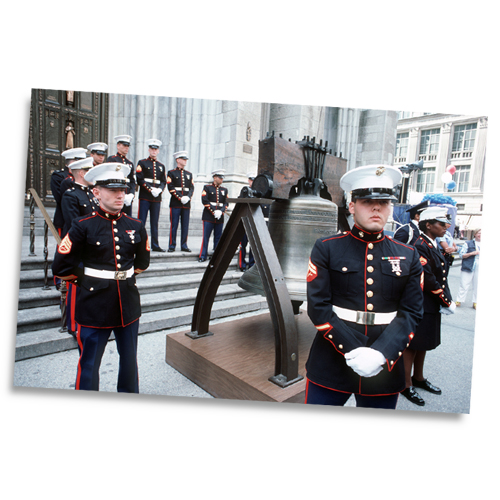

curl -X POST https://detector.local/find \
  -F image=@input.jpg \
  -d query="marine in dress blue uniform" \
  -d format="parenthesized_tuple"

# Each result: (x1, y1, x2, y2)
(87, 141, 108, 166)
(199, 170, 229, 262)
(305, 165, 424, 409)
(107, 135, 136, 216)
(167, 151, 194, 252)
(401, 206, 455, 405)
(393, 200, 429, 245)
(238, 172, 256, 271)
(59, 157, 99, 337)
(51, 147, 87, 235)
(52, 163, 150, 393)
(136, 139, 167, 252)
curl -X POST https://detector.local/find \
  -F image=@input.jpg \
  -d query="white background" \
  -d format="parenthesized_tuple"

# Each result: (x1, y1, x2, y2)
(2, 2, 499, 498)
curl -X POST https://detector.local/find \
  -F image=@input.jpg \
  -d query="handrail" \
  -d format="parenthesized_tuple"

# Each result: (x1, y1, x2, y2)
(27, 188, 61, 245)
(26, 188, 68, 332)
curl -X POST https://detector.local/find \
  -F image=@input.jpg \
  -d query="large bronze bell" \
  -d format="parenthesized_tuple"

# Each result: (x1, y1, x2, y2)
(238, 194, 338, 304)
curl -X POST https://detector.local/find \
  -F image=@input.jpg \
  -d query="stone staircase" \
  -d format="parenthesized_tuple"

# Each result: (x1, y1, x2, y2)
(16, 205, 268, 361)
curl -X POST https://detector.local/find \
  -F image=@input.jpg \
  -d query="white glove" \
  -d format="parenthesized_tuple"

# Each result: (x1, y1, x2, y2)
(151, 187, 161, 197)
(345, 347, 385, 378)
(181, 196, 190, 205)
(441, 301, 456, 315)
(124, 193, 134, 206)
(214, 210, 222, 219)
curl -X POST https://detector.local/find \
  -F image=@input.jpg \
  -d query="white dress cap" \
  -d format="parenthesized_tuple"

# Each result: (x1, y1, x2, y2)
(61, 147, 87, 160)
(68, 157, 94, 170)
(212, 169, 226, 178)
(173, 150, 189, 159)
(148, 139, 162, 149)
(340, 164, 402, 200)
(87, 142, 108, 154)
(419, 206, 450, 223)
(114, 135, 132, 145)
(84, 162, 131, 187)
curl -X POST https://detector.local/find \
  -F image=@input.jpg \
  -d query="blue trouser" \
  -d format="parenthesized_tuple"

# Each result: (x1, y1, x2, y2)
(239, 233, 254, 270)
(76, 320, 140, 392)
(138, 198, 161, 249)
(199, 221, 223, 260)
(305, 379, 399, 409)
(169, 207, 190, 250)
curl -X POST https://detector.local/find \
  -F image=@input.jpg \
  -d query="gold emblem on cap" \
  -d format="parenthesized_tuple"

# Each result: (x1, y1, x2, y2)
(376, 166, 385, 176)
(116, 165, 121, 171)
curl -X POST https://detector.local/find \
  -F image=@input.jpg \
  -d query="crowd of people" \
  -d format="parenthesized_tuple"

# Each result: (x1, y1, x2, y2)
(49, 146, 479, 407)
(49, 137, 245, 393)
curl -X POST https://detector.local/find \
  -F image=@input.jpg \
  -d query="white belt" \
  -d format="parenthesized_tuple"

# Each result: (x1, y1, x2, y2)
(144, 178, 161, 184)
(84, 267, 134, 280)
(175, 187, 190, 191)
(332, 305, 397, 325)
(213, 203, 225, 207)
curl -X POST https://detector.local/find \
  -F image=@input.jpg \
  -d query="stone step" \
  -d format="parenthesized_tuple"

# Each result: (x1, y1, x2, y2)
(17, 280, 253, 331)
(15, 295, 269, 361)
(18, 253, 241, 292)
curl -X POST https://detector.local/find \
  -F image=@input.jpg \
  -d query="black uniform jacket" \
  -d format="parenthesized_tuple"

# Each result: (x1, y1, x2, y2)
(167, 168, 194, 208)
(393, 221, 420, 245)
(136, 157, 167, 202)
(201, 183, 229, 223)
(414, 234, 453, 313)
(51, 207, 150, 329)
(60, 183, 98, 237)
(107, 154, 136, 196)
(306, 225, 424, 395)
(51, 168, 73, 230)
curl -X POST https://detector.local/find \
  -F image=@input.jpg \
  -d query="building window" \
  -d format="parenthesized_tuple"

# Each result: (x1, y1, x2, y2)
(419, 128, 440, 159)
(398, 111, 412, 119)
(456, 204, 465, 211)
(447, 165, 471, 193)
(416, 167, 435, 193)
(452, 123, 477, 156)
(395, 132, 408, 162)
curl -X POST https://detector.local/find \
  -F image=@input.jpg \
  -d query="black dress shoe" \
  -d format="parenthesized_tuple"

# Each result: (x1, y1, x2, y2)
(182, 248, 192, 252)
(68, 330, 76, 339)
(401, 387, 425, 406)
(152, 247, 166, 252)
(412, 378, 442, 395)
(198, 258, 206, 263)
(168, 248, 175, 252)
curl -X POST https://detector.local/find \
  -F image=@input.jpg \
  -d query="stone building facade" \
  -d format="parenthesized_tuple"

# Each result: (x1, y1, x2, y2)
(395, 112, 488, 230)
(106, 92, 399, 215)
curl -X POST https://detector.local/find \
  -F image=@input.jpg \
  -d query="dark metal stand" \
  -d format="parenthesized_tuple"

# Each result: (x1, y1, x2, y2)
(188, 198, 303, 388)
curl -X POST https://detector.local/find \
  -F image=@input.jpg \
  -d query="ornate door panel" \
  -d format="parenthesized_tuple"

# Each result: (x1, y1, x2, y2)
(27, 89, 108, 204)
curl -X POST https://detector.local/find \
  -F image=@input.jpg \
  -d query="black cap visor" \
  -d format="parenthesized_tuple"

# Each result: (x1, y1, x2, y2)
(352, 188, 397, 201)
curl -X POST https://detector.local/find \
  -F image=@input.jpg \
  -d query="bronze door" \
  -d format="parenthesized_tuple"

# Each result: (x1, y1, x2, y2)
(27, 89, 108, 204)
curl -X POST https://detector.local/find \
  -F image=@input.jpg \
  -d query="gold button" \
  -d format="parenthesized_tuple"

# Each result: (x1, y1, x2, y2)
(113, 220, 117, 225)
(367, 291, 374, 298)
(114, 228, 118, 233)
(90, 287, 94, 291)
(367, 266, 374, 273)
(367, 278, 374, 285)
(367, 304, 374, 311)
(368, 243, 374, 249)
(116, 245, 120, 250)
(96, 242, 100, 245)
(390, 360, 394, 366)
(396, 272, 401, 276)
(117, 264, 121, 269)
(398, 351, 402, 356)
(367, 254, 373, 260)
(342, 267, 348, 272)
(328, 334, 333, 339)
(115, 237, 119, 241)
(338, 344, 343, 349)
(116, 255, 121, 260)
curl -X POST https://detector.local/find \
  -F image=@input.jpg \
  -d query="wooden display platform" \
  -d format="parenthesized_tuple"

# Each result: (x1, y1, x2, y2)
(165, 311, 317, 403)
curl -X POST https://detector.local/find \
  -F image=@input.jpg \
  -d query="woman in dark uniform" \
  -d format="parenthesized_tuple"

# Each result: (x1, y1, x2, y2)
(402, 206, 456, 406)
